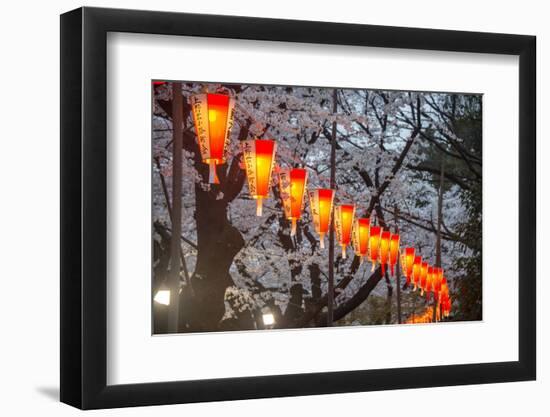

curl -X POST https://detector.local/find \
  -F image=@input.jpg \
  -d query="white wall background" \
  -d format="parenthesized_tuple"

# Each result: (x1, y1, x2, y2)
(0, 0, 545, 415)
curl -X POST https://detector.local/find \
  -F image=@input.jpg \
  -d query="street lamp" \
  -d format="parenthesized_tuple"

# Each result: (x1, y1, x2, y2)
(262, 312, 275, 327)
(154, 285, 171, 306)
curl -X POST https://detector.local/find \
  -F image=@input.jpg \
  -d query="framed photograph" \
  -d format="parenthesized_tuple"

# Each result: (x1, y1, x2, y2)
(60, 6, 536, 410)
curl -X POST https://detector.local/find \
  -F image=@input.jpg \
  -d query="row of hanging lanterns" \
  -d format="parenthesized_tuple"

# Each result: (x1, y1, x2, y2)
(405, 279, 451, 323)
(399, 247, 451, 317)
(189, 91, 451, 318)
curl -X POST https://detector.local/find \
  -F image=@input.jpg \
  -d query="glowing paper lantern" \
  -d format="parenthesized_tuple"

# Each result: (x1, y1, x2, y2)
(440, 280, 451, 317)
(278, 168, 308, 235)
(426, 266, 434, 300)
(334, 204, 356, 258)
(412, 256, 422, 289)
(441, 278, 448, 302)
(190, 93, 236, 184)
(379, 230, 391, 275)
(436, 268, 444, 292)
(368, 226, 382, 271)
(242, 139, 277, 216)
(389, 234, 400, 276)
(352, 218, 370, 259)
(433, 267, 444, 300)
(442, 297, 451, 317)
(420, 262, 429, 295)
(402, 247, 416, 284)
(308, 189, 335, 249)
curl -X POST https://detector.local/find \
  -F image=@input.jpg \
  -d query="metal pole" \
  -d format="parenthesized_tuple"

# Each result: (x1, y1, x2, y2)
(394, 208, 402, 324)
(433, 158, 445, 322)
(327, 89, 338, 326)
(168, 82, 183, 333)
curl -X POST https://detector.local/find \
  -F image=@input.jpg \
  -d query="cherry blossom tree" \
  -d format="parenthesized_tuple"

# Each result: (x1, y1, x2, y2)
(152, 82, 482, 333)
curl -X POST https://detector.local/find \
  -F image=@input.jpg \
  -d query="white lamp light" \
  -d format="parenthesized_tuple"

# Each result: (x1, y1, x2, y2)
(154, 288, 171, 306)
(262, 312, 275, 326)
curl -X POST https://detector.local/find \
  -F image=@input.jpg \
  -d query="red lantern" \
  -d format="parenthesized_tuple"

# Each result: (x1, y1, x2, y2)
(440, 280, 451, 317)
(433, 267, 444, 300)
(402, 247, 416, 284)
(442, 297, 451, 317)
(352, 218, 370, 259)
(412, 256, 422, 289)
(437, 268, 444, 291)
(441, 278, 448, 300)
(440, 277, 450, 318)
(190, 93, 235, 184)
(368, 226, 381, 271)
(426, 266, 434, 300)
(278, 168, 308, 235)
(379, 230, 391, 275)
(308, 189, 334, 249)
(334, 204, 355, 258)
(420, 262, 429, 295)
(389, 234, 400, 276)
(242, 139, 277, 216)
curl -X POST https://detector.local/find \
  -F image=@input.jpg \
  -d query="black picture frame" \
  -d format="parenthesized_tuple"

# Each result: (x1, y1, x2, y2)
(60, 6, 536, 410)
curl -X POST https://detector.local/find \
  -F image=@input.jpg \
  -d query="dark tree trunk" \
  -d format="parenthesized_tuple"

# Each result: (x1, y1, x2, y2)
(283, 283, 305, 327)
(384, 272, 393, 324)
(152, 222, 172, 333)
(317, 267, 384, 326)
(178, 182, 245, 332)
(155, 92, 249, 333)
(274, 197, 307, 327)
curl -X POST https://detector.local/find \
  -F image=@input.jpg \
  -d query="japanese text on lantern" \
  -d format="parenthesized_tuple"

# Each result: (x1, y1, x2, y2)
(242, 141, 258, 196)
(191, 94, 210, 159)
(278, 168, 307, 235)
